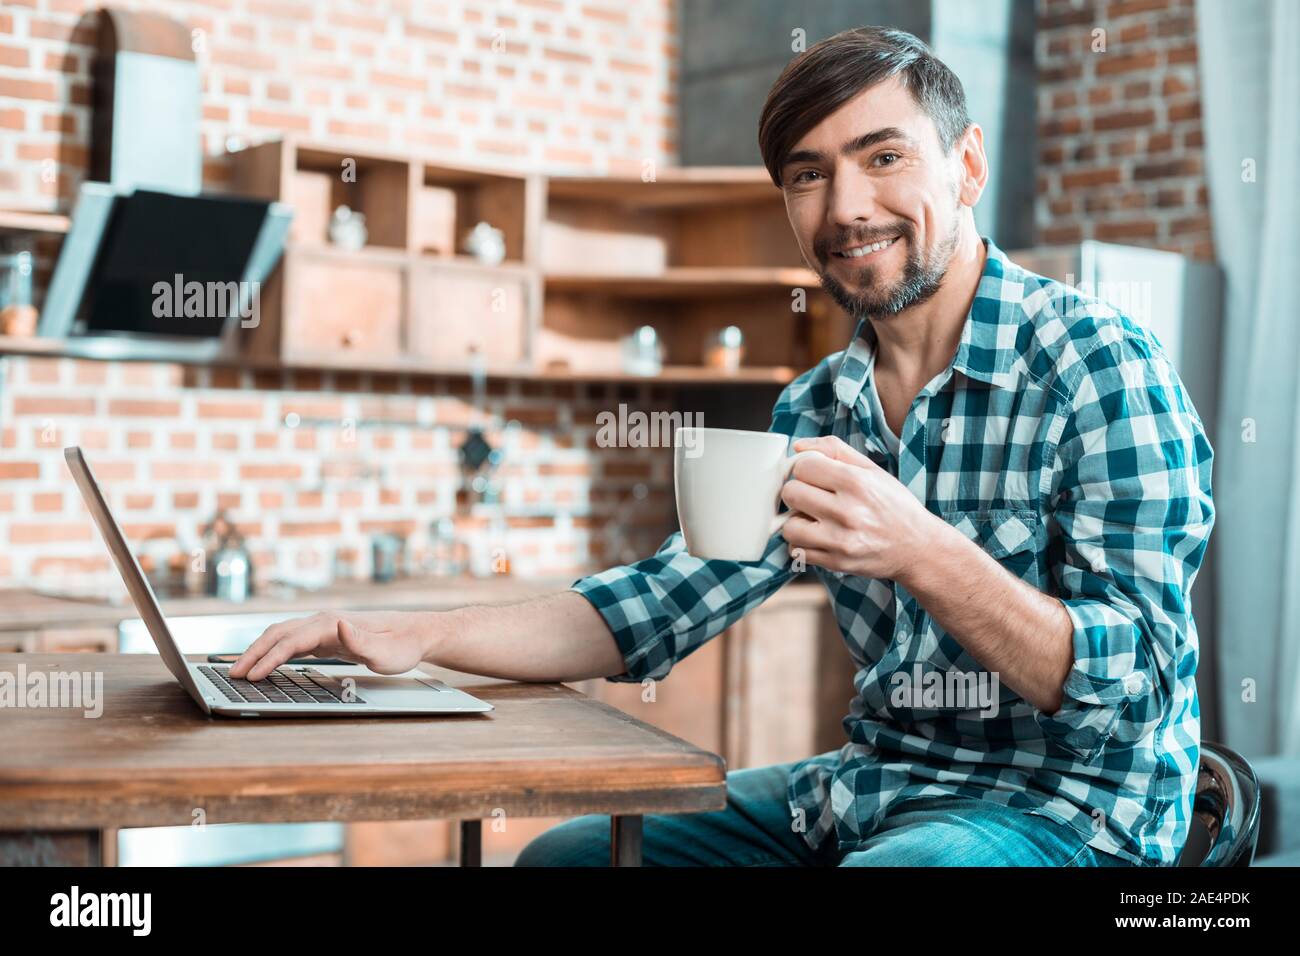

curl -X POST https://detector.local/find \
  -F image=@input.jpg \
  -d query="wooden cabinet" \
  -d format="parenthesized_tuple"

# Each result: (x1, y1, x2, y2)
(446, 581, 853, 865)
(409, 260, 533, 369)
(576, 580, 855, 772)
(229, 138, 544, 375)
(345, 582, 852, 866)
(227, 136, 851, 385)
(284, 248, 405, 361)
(721, 585, 855, 768)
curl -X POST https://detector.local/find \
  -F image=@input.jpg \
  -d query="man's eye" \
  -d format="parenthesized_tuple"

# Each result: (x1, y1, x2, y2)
(875, 152, 901, 166)
(790, 169, 822, 185)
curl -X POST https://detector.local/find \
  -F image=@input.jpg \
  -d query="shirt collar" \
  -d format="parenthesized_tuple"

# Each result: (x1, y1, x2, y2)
(833, 236, 1024, 410)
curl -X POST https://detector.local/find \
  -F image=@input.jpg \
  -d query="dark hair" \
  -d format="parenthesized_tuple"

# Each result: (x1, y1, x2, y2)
(758, 27, 971, 187)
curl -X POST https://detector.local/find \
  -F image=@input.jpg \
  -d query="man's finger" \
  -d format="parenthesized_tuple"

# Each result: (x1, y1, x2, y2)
(789, 448, 859, 493)
(793, 435, 879, 471)
(245, 628, 331, 682)
(781, 513, 829, 550)
(239, 617, 338, 681)
(781, 478, 846, 525)
(229, 620, 299, 678)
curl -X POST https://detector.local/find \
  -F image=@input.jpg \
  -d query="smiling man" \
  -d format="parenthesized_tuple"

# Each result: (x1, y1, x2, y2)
(231, 27, 1214, 867)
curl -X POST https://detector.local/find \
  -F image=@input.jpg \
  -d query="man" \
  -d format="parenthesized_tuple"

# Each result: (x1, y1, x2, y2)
(231, 27, 1214, 866)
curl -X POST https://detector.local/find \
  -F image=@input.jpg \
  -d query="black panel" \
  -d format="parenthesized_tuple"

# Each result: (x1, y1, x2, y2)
(78, 190, 270, 338)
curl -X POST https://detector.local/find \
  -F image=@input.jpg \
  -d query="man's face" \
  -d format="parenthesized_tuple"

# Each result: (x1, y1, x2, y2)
(778, 76, 967, 318)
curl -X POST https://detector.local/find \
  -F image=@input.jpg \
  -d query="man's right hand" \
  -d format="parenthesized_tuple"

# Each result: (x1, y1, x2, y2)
(227, 611, 432, 682)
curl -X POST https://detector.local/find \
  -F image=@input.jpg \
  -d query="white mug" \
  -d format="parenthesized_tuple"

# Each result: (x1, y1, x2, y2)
(673, 426, 820, 561)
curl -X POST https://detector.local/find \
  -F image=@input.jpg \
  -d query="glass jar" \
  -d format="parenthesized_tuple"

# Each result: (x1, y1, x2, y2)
(0, 244, 36, 337)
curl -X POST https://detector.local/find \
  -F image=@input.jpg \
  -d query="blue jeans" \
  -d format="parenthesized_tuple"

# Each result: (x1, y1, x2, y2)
(515, 761, 1140, 866)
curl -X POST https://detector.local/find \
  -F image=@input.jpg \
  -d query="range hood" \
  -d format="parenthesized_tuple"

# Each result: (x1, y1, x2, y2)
(38, 7, 290, 362)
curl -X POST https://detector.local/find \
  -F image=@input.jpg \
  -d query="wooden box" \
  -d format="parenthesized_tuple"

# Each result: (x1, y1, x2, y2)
(284, 248, 405, 361)
(288, 170, 333, 244)
(412, 185, 458, 257)
(409, 261, 530, 369)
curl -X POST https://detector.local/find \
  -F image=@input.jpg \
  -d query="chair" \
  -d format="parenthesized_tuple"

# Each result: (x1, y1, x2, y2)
(1175, 741, 1261, 866)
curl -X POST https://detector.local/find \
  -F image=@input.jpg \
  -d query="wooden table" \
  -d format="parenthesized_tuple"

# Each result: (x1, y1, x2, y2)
(0, 654, 727, 866)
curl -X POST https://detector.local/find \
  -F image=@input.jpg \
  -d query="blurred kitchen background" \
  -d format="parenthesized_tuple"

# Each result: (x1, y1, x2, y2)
(0, 0, 1296, 866)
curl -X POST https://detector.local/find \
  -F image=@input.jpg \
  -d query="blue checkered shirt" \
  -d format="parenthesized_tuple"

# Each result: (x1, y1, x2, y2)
(571, 237, 1214, 865)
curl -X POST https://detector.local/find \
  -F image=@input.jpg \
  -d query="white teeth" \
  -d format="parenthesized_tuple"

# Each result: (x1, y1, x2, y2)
(840, 237, 897, 258)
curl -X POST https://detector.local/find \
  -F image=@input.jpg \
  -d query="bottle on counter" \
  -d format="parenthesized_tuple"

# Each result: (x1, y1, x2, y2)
(198, 510, 254, 602)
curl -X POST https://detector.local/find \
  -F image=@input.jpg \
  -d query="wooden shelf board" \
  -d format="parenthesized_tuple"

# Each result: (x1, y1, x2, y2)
(240, 136, 532, 185)
(546, 168, 780, 208)
(285, 242, 534, 273)
(0, 336, 793, 387)
(0, 210, 70, 234)
(544, 266, 819, 296)
(535, 364, 796, 385)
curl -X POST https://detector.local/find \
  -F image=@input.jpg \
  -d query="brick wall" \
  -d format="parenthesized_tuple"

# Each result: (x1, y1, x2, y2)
(1035, 0, 1213, 259)
(0, 355, 680, 595)
(0, 0, 679, 209)
(0, 0, 682, 595)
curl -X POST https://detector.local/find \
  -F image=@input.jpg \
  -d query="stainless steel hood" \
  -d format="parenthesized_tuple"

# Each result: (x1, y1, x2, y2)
(37, 8, 291, 362)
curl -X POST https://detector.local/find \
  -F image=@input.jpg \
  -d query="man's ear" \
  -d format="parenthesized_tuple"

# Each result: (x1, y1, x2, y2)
(955, 123, 988, 208)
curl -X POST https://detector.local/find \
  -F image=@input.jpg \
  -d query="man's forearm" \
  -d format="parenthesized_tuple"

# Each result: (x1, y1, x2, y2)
(898, 515, 1074, 714)
(414, 590, 629, 683)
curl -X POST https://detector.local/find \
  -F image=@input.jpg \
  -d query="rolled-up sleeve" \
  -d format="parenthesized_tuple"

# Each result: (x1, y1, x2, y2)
(1040, 332, 1214, 764)
(571, 531, 796, 683)
(571, 366, 834, 684)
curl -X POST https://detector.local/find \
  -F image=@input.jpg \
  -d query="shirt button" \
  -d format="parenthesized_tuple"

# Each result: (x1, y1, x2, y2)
(1123, 673, 1145, 695)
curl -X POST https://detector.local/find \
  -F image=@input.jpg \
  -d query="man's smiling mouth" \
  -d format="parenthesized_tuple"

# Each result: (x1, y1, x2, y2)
(832, 236, 900, 259)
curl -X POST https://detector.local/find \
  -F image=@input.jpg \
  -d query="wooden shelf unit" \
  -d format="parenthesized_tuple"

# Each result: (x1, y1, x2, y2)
(0, 210, 71, 234)
(225, 138, 851, 384)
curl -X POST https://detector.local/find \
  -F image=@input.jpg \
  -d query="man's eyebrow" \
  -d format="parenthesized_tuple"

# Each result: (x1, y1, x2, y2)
(780, 127, 918, 173)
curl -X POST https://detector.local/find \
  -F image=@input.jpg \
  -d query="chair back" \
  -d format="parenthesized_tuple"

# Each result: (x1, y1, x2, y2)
(1176, 741, 1260, 866)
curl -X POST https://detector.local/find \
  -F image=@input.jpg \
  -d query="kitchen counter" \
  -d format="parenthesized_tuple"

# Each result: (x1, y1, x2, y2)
(0, 576, 565, 633)
(0, 574, 829, 633)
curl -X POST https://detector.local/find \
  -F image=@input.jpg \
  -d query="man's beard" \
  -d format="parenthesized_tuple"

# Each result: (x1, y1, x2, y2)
(815, 222, 960, 319)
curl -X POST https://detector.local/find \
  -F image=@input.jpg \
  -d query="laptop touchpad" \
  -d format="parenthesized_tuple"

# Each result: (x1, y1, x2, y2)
(342, 675, 445, 706)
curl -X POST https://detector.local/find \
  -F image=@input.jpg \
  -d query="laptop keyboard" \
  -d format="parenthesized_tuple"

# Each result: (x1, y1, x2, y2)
(198, 665, 366, 705)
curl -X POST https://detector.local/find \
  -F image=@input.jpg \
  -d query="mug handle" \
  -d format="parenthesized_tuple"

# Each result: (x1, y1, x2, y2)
(769, 449, 822, 535)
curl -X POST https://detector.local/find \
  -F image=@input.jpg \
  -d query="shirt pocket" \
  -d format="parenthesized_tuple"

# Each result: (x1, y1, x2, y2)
(939, 507, 1043, 587)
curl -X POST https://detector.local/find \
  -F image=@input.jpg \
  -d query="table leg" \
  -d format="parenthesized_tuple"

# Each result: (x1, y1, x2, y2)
(0, 829, 101, 866)
(610, 815, 642, 866)
(459, 820, 482, 867)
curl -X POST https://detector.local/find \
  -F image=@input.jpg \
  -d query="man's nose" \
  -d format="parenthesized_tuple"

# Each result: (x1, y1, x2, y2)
(825, 164, 879, 231)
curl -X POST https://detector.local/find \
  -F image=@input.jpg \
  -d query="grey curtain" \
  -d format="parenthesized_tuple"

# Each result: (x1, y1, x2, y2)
(1195, 0, 1300, 757)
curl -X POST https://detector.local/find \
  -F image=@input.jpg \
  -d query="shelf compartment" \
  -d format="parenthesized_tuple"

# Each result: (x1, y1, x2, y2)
(541, 194, 805, 274)
(292, 145, 411, 250)
(538, 287, 825, 375)
(417, 163, 532, 264)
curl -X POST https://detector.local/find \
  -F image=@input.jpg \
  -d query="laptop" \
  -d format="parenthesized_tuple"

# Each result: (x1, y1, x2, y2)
(65, 446, 494, 718)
